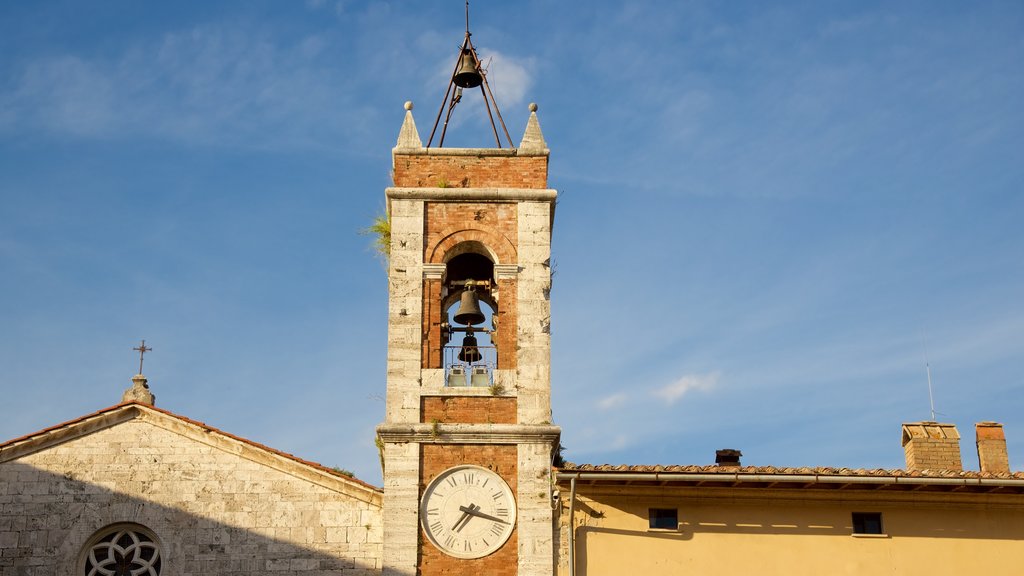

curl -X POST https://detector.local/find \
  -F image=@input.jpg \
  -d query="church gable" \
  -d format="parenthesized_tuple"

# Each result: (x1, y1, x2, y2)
(0, 403, 382, 575)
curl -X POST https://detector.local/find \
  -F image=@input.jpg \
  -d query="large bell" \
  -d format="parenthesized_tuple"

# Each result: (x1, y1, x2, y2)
(453, 49, 483, 89)
(453, 288, 485, 326)
(458, 332, 482, 363)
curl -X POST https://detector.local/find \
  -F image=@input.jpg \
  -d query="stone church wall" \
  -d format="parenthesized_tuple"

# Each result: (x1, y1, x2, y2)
(0, 414, 382, 575)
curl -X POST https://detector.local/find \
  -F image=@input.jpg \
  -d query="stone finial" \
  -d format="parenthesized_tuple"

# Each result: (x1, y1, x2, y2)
(518, 102, 547, 152)
(396, 101, 423, 149)
(122, 374, 156, 406)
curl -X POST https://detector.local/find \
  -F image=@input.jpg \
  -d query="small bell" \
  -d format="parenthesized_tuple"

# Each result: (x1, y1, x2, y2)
(453, 287, 485, 326)
(458, 332, 482, 363)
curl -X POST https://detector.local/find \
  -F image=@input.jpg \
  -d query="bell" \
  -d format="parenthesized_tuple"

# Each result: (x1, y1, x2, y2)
(453, 288, 485, 326)
(453, 49, 483, 89)
(458, 333, 482, 363)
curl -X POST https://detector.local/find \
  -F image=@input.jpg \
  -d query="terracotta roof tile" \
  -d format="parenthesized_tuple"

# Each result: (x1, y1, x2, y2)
(558, 462, 1024, 480)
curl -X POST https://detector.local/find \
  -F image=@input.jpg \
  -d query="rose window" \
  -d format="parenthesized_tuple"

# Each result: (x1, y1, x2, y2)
(84, 527, 161, 576)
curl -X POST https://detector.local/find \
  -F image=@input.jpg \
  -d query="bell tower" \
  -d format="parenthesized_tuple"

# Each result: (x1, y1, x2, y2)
(375, 18, 559, 575)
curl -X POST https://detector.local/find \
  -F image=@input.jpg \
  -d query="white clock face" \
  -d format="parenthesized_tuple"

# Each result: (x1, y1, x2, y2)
(420, 465, 516, 559)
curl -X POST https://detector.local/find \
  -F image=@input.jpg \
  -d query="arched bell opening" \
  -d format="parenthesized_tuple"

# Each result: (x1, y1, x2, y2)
(441, 247, 499, 387)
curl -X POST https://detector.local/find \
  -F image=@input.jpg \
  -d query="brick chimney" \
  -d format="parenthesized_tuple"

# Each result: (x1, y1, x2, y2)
(715, 449, 742, 467)
(901, 422, 962, 471)
(976, 422, 1010, 473)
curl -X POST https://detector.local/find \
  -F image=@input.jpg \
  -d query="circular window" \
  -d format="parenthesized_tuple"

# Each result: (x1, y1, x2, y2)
(82, 524, 162, 576)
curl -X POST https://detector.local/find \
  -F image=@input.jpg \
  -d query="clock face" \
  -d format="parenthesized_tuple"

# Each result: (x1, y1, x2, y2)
(420, 465, 516, 559)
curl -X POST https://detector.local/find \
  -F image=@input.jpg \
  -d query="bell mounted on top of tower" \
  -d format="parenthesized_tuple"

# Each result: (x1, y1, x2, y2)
(427, 1, 514, 148)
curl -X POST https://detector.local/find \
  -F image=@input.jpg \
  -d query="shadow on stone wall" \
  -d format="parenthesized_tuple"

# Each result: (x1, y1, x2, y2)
(0, 462, 395, 575)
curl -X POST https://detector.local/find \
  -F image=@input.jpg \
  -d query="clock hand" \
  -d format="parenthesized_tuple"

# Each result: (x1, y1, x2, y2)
(452, 509, 472, 532)
(459, 504, 510, 525)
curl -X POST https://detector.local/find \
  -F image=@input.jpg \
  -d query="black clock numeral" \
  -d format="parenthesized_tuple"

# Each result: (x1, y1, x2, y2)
(481, 478, 489, 488)
(445, 534, 456, 548)
(496, 507, 509, 517)
(489, 522, 504, 536)
(427, 507, 439, 516)
(434, 492, 445, 498)
(446, 476, 457, 488)
(464, 472, 475, 485)
(430, 521, 443, 533)
(464, 541, 472, 552)
(492, 491, 503, 501)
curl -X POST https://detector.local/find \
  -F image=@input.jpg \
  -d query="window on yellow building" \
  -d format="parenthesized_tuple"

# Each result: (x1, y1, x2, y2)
(852, 512, 883, 535)
(648, 508, 678, 530)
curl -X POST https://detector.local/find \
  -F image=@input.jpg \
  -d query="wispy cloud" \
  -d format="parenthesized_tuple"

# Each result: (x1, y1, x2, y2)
(597, 392, 627, 410)
(652, 371, 720, 405)
(0, 24, 379, 151)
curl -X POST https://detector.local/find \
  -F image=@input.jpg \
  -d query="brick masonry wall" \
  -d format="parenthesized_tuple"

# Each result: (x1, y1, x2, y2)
(904, 439, 963, 471)
(422, 278, 444, 369)
(0, 419, 382, 575)
(418, 444, 518, 576)
(420, 397, 518, 425)
(393, 155, 548, 189)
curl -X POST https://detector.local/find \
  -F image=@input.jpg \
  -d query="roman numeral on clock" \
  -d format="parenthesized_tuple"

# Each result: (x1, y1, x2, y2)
(489, 522, 504, 536)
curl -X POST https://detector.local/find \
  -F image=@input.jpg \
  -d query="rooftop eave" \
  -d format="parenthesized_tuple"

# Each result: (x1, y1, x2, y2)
(556, 470, 1024, 494)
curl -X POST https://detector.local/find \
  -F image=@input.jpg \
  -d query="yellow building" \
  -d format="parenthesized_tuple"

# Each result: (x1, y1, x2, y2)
(555, 422, 1024, 575)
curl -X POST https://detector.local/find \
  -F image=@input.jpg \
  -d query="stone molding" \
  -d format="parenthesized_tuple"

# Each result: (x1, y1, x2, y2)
(422, 263, 446, 279)
(392, 147, 548, 158)
(494, 264, 519, 279)
(377, 423, 560, 445)
(387, 187, 557, 203)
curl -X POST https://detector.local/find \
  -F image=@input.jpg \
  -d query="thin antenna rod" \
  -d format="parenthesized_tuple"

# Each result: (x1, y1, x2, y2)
(926, 362, 936, 421)
(465, 0, 470, 34)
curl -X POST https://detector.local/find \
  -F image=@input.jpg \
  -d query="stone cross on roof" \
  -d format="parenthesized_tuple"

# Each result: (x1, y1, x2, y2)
(133, 339, 152, 375)
(123, 340, 156, 406)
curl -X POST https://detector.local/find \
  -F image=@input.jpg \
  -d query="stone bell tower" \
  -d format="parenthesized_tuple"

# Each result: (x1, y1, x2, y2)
(375, 96, 559, 575)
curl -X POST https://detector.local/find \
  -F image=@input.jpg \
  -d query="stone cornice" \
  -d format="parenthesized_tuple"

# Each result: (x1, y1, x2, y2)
(376, 423, 560, 445)
(386, 187, 557, 203)
(422, 263, 446, 280)
(494, 264, 519, 279)
(392, 147, 548, 158)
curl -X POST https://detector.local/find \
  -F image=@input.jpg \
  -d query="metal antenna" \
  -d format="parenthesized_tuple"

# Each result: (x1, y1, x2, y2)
(920, 332, 943, 421)
(926, 361, 936, 421)
(133, 339, 152, 374)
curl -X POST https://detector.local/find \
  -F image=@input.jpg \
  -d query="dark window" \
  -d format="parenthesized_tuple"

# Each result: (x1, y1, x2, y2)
(649, 508, 678, 530)
(852, 512, 883, 534)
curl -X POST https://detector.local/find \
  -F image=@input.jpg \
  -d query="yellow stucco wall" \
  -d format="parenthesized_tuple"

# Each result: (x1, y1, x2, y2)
(559, 487, 1024, 575)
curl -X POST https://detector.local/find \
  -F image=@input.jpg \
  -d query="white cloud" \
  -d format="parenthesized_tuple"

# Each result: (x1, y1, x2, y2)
(597, 393, 627, 410)
(0, 24, 378, 151)
(652, 371, 720, 405)
(477, 49, 533, 109)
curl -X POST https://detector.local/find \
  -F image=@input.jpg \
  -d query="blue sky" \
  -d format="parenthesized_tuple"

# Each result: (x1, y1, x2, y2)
(1, 1, 1022, 485)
